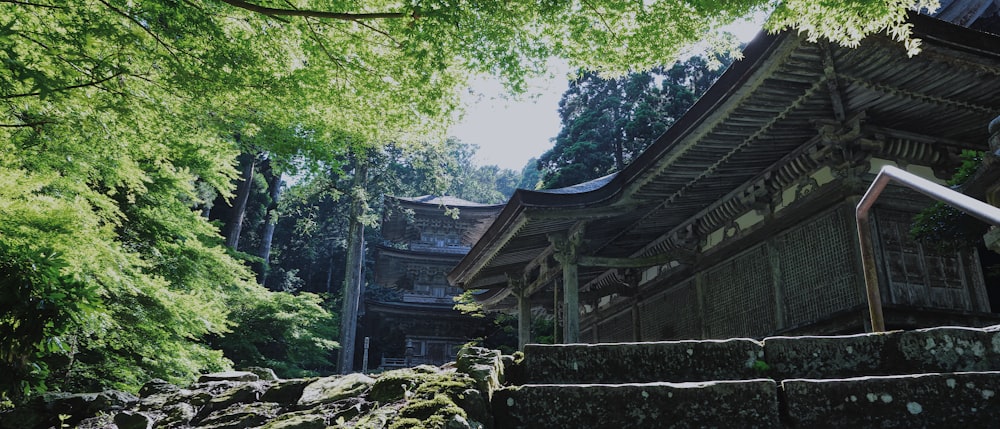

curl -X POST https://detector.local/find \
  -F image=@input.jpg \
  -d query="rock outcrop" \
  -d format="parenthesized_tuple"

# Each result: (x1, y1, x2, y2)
(0, 347, 508, 429)
(8, 327, 1000, 428)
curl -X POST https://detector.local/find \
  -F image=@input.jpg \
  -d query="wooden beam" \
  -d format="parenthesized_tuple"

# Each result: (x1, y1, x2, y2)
(577, 250, 692, 268)
(452, 214, 528, 289)
(841, 74, 997, 116)
(821, 41, 848, 122)
(526, 204, 637, 221)
(475, 287, 513, 308)
(864, 124, 981, 151)
(523, 264, 560, 297)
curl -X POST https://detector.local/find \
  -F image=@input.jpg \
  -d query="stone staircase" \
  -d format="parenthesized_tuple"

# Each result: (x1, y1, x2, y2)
(492, 326, 1000, 428)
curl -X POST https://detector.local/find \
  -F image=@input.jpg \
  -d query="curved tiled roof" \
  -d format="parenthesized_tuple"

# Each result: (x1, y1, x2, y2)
(448, 13, 1000, 299)
(391, 194, 504, 208)
(932, 0, 1000, 27)
(533, 173, 618, 195)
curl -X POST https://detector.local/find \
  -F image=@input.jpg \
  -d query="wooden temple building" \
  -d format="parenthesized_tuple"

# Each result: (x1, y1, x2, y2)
(360, 195, 503, 369)
(448, 10, 1000, 348)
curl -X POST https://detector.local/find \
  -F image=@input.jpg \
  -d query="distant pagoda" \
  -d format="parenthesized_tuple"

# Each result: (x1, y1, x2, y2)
(358, 195, 503, 370)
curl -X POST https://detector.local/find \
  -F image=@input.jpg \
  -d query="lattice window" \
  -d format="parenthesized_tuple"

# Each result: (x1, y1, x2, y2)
(597, 309, 634, 343)
(777, 208, 862, 326)
(875, 209, 973, 310)
(639, 280, 700, 340)
(704, 244, 775, 338)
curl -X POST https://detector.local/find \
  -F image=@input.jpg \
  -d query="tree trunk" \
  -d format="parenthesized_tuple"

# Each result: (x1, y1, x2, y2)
(225, 152, 257, 250)
(326, 254, 335, 294)
(614, 139, 624, 171)
(338, 156, 369, 374)
(257, 161, 283, 285)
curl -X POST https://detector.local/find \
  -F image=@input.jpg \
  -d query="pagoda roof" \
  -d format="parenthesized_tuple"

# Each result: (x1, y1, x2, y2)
(364, 299, 467, 316)
(376, 244, 466, 261)
(373, 244, 461, 288)
(448, 13, 1000, 295)
(389, 195, 506, 209)
(381, 195, 505, 244)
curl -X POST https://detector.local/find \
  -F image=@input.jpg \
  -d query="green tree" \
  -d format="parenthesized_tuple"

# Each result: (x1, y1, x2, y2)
(266, 139, 518, 296)
(212, 287, 338, 378)
(538, 54, 733, 188)
(1, 0, 942, 399)
(517, 158, 544, 190)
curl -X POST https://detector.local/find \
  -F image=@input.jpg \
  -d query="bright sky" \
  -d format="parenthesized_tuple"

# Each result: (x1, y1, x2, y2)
(448, 18, 767, 171)
(448, 63, 569, 171)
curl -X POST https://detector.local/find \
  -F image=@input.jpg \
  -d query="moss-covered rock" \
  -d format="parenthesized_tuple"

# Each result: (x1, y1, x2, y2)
(347, 402, 404, 429)
(398, 393, 466, 422)
(260, 412, 327, 429)
(368, 368, 429, 404)
(199, 371, 260, 383)
(260, 378, 315, 405)
(456, 347, 505, 402)
(298, 373, 374, 406)
(206, 382, 267, 411)
(1, 345, 503, 429)
(0, 390, 138, 429)
(113, 411, 153, 429)
(198, 401, 282, 429)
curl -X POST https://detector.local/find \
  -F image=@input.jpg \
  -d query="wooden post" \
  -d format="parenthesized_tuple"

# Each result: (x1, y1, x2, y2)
(550, 229, 582, 344)
(631, 298, 642, 342)
(766, 240, 786, 330)
(552, 278, 561, 344)
(563, 259, 579, 343)
(695, 271, 708, 339)
(518, 289, 531, 350)
(511, 276, 531, 350)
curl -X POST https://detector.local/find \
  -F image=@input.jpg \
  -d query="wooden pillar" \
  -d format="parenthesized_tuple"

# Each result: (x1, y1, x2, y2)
(552, 278, 561, 343)
(518, 292, 531, 349)
(626, 269, 642, 342)
(631, 298, 642, 342)
(512, 277, 531, 350)
(695, 271, 708, 339)
(550, 230, 582, 344)
(766, 240, 786, 331)
(563, 260, 579, 343)
(591, 301, 600, 342)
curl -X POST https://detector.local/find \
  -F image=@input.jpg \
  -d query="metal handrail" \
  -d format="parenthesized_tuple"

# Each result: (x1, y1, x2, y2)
(857, 165, 1000, 332)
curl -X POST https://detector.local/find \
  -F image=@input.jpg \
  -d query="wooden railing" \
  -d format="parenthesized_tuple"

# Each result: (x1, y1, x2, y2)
(380, 356, 432, 369)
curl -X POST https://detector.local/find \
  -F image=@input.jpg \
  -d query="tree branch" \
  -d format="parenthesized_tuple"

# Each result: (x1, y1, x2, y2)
(579, 0, 622, 45)
(2, 71, 125, 99)
(0, 121, 52, 128)
(218, 0, 418, 21)
(0, 0, 64, 9)
(96, 0, 185, 66)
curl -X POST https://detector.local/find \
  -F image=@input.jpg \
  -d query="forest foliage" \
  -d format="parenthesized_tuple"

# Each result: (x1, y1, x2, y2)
(537, 54, 734, 188)
(262, 139, 521, 296)
(1, 0, 942, 403)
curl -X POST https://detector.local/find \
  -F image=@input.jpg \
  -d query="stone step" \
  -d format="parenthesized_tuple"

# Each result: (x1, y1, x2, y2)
(493, 379, 780, 429)
(783, 371, 1000, 427)
(524, 326, 1000, 384)
(493, 371, 1000, 428)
